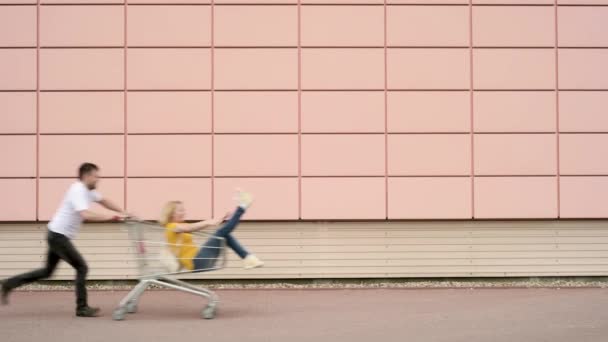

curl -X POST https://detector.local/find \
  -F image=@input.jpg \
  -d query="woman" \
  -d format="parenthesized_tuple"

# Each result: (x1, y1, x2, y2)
(159, 191, 264, 271)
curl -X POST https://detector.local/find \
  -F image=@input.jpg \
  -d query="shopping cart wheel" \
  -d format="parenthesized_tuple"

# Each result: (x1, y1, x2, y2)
(112, 307, 127, 321)
(201, 304, 216, 319)
(126, 301, 138, 314)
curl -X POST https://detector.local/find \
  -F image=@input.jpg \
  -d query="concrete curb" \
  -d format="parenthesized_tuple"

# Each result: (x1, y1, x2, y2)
(10, 277, 608, 291)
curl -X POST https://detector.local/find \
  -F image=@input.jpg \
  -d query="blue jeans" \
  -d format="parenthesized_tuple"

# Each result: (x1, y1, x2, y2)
(193, 207, 249, 271)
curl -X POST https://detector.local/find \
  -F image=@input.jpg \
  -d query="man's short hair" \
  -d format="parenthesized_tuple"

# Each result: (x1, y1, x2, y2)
(78, 163, 99, 179)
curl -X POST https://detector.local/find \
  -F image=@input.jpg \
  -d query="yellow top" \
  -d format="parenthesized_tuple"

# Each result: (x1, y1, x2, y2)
(165, 223, 198, 270)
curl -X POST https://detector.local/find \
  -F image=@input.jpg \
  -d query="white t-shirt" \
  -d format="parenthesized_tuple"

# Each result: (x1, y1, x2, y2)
(48, 181, 102, 239)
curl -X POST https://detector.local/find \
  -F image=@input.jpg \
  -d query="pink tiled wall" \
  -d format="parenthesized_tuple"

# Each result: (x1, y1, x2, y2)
(1, 1, 607, 221)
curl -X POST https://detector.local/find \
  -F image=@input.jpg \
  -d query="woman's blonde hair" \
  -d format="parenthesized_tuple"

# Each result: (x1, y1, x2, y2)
(159, 200, 182, 226)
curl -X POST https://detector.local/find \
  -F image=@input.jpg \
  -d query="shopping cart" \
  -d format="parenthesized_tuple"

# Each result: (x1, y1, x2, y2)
(112, 220, 227, 321)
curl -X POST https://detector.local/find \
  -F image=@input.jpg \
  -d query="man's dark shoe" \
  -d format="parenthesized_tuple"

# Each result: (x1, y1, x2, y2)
(1, 281, 10, 305)
(76, 306, 101, 317)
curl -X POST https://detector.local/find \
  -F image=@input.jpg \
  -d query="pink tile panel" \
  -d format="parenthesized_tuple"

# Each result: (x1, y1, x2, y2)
(214, 49, 297, 90)
(0, 136, 36, 177)
(388, 177, 472, 219)
(214, 135, 298, 176)
(560, 134, 608, 175)
(474, 0, 552, 3)
(127, 178, 211, 221)
(128, 0, 208, 3)
(127, 49, 211, 90)
(559, 49, 608, 89)
(559, 6, 608, 47)
(128, 5, 211, 46)
(474, 134, 557, 176)
(388, 134, 471, 176)
(390, 0, 466, 3)
(301, 92, 384, 133)
(214, 178, 299, 220)
(473, 6, 554, 47)
(216, 0, 293, 3)
(39, 135, 124, 177)
(302, 49, 384, 90)
(0, 49, 36, 90)
(42, 0, 123, 3)
(301, 177, 386, 220)
(214, 92, 298, 133)
(0, 5, 36, 47)
(0, 0, 36, 3)
(40, 5, 124, 47)
(127, 92, 211, 133)
(560, 177, 608, 218)
(387, 5, 469, 46)
(0, 92, 36, 133)
(558, 0, 608, 3)
(473, 49, 555, 90)
(387, 91, 470, 133)
(40, 49, 123, 90)
(39, 92, 124, 134)
(214, 5, 297, 46)
(301, 5, 384, 46)
(474, 177, 558, 219)
(559, 92, 608, 132)
(474, 92, 556, 132)
(301, 135, 385, 176)
(305, 0, 382, 3)
(387, 49, 470, 89)
(127, 135, 211, 177)
(0, 179, 36, 221)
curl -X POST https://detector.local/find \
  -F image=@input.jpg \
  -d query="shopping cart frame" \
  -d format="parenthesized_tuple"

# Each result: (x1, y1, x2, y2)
(112, 220, 227, 321)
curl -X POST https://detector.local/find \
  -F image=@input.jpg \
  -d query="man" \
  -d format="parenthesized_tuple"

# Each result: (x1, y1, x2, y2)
(1, 162, 128, 317)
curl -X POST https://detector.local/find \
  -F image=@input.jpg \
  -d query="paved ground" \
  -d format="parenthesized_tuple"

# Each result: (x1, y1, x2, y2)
(1, 288, 607, 342)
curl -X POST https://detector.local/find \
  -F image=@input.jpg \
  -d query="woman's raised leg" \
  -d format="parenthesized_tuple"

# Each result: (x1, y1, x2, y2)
(214, 207, 246, 237)
(193, 191, 263, 270)
(223, 234, 248, 259)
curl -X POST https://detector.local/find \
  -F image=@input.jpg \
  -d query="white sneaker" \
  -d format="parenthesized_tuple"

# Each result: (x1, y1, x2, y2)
(243, 255, 264, 269)
(235, 190, 254, 209)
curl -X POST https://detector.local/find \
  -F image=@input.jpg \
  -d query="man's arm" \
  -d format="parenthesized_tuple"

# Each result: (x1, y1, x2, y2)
(98, 198, 125, 214)
(79, 210, 120, 222)
(73, 189, 126, 222)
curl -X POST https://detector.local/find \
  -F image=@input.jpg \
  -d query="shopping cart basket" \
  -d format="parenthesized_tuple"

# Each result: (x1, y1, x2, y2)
(112, 220, 227, 321)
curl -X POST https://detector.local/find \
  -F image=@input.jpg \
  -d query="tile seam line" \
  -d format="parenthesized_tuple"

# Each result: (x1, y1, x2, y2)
(211, 0, 215, 218)
(35, 0, 40, 221)
(25, 175, 594, 178)
(123, 0, 128, 211)
(469, 0, 475, 219)
(21, 46, 608, 49)
(30, 3, 608, 5)
(384, 0, 388, 220)
(555, 0, 561, 218)
(23, 132, 605, 135)
(297, 0, 302, 220)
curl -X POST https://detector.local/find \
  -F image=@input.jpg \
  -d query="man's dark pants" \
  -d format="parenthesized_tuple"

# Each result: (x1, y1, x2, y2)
(4, 230, 89, 309)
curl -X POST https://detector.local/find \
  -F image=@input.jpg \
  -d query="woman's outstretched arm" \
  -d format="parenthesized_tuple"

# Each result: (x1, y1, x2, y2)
(172, 218, 223, 233)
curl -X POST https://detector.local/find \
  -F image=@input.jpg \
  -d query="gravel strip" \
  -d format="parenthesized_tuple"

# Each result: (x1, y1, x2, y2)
(9, 278, 608, 291)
